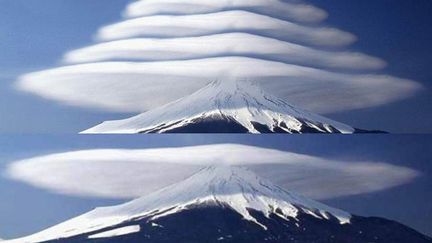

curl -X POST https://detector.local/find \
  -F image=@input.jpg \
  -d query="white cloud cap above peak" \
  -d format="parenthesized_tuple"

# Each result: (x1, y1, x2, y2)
(7, 144, 419, 200)
(17, 57, 421, 113)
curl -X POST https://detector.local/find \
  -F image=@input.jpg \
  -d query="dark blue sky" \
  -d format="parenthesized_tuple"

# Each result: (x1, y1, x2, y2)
(309, 0, 432, 133)
(0, 0, 431, 133)
(0, 135, 431, 239)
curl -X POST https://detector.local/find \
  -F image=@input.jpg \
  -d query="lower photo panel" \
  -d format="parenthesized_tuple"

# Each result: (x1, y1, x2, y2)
(0, 135, 431, 243)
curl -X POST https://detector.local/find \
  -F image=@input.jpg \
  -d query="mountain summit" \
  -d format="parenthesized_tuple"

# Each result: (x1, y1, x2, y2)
(82, 81, 367, 134)
(9, 166, 430, 243)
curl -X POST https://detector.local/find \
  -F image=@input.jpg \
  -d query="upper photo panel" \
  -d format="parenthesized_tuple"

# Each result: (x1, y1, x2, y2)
(1, 0, 431, 133)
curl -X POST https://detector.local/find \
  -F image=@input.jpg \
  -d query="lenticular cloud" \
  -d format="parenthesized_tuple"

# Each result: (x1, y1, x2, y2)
(7, 144, 419, 200)
(64, 33, 385, 70)
(16, 0, 421, 115)
(124, 0, 328, 23)
(97, 11, 356, 46)
(18, 58, 418, 113)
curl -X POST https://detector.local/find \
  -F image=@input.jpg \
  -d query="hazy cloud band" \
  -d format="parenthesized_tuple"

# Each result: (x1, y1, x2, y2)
(6, 144, 419, 200)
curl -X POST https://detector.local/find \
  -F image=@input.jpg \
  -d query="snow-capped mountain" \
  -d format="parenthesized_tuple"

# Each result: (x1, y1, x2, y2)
(82, 80, 372, 134)
(9, 166, 431, 243)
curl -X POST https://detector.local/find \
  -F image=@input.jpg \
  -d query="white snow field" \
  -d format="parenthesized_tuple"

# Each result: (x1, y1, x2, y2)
(87, 225, 140, 239)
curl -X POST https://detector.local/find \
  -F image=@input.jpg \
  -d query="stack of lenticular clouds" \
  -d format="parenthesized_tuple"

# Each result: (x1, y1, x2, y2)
(17, 0, 421, 114)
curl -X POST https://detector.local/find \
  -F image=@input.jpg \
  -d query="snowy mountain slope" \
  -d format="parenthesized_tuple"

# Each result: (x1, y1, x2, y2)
(8, 166, 431, 243)
(8, 166, 351, 242)
(82, 80, 356, 134)
(40, 206, 432, 243)
(87, 225, 140, 239)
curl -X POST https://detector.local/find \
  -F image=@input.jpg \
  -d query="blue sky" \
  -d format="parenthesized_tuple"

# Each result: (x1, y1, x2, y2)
(0, 134, 431, 239)
(0, 0, 135, 133)
(310, 0, 432, 132)
(0, 0, 431, 133)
